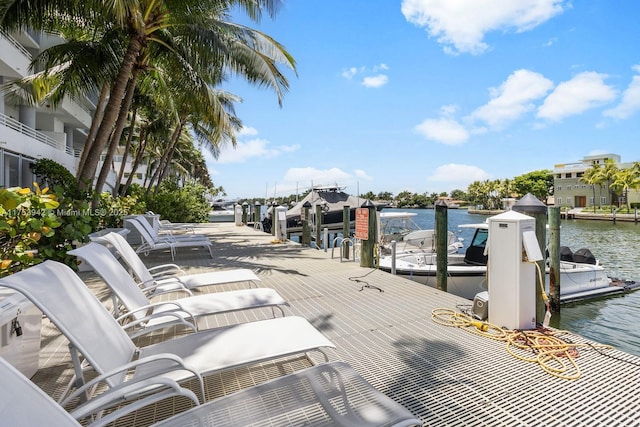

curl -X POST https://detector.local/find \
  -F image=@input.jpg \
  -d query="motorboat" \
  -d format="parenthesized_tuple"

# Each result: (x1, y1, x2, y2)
(378, 211, 463, 254)
(208, 200, 235, 223)
(378, 222, 640, 303)
(285, 185, 380, 233)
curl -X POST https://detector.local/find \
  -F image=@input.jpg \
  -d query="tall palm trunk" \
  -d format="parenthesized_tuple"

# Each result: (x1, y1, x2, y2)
(158, 139, 179, 184)
(120, 126, 147, 196)
(145, 122, 183, 195)
(77, 35, 144, 190)
(115, 106, 138, 193)
(76, 82, 109, 179)
(93, 69, 139, 201)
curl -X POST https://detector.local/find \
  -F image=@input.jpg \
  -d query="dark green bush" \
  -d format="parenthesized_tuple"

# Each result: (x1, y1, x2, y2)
(145, 180, 209, 223)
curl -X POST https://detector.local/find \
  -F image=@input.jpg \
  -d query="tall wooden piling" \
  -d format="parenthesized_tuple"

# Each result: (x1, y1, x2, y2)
(435, 200, 448, 293)
(271, 203, 277, 236)
(253, 201, 261, 228)
(342, 205, 350, 259)
(548, 206, 561, 313)
(315, 204, 323, 247)
(241, 202, 248, 225)
(359, 200, 377, 268)
(301, 201, 311, 246)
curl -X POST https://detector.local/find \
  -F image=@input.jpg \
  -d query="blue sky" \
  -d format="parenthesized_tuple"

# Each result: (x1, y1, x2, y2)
(207, 0, 640, 200)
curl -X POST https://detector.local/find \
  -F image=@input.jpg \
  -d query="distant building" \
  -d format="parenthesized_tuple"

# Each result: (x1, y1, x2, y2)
(552, 153, 640, 208)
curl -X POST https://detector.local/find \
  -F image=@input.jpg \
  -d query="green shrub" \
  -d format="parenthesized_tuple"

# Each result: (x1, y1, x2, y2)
(0, 185, 61, 276)
(145, 181, 210, 223)
(32, 158, 89, 200)
(96, 192, 146, 228)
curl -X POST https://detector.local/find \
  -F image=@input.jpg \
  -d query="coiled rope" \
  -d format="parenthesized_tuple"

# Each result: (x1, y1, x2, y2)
(431, 308, 613, 380)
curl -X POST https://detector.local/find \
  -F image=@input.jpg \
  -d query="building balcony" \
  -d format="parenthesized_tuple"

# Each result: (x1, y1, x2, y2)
(0, 112, 79, 172)
(0, 30, 32, 79)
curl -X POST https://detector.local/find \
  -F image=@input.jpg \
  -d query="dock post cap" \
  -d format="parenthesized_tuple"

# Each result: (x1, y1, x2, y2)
(513, 193, 547, 214)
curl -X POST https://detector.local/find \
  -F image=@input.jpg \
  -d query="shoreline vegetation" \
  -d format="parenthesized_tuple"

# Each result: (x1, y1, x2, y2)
(465, 207, 640, 222)
(387, 205, 639, 223)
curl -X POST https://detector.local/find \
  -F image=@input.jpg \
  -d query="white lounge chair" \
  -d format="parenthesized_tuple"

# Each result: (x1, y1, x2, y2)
(98, 231, 260, 297)
(131, 214, 206, 241)
(145, 211, 195, 234)
(0, 261, 334, 404)
(0, 357, 421, 427)
(125, 218, 214, 261)
(68, 243, 287, 337)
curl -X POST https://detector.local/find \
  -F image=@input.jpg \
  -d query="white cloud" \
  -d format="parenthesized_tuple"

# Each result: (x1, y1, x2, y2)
(341, 67, 361, 79)
(215, 140, 299, 164)
(471, 69, 553, 128)
(401, 0, 566, 55)
(537, 71, 617, 121)
(362, 74, 389, 88)
(414, 117, 469, 145)
(342, 64, 390, 87)
(354, 169, 373, 181)
(603, 66, 640, 119)
(215, 139, 273, 163)
(440, 104, 459, 116)
(427, 164, 492, 189)
(237, 126, 258, 136)
(281, 144, 300, 153)
(283, 167, 352, 185)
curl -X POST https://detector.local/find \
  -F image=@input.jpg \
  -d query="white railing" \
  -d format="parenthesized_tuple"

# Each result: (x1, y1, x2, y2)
(0, 112, 80, 157)
(0, 29, 32, 59)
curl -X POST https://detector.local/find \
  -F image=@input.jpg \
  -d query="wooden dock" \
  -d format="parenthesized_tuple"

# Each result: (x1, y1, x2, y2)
(30, 222, 640, 426)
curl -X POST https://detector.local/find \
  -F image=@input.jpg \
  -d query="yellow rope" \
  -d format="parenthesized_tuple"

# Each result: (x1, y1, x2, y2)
(431, 308, 612, 380)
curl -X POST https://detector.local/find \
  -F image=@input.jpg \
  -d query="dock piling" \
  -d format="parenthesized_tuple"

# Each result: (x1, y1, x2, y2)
(435, 200, 448, 293)
(342, 206, 350, 259)
(548, 206, 561, 314)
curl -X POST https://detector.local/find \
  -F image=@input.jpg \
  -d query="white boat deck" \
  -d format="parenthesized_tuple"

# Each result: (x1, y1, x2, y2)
(29, 222, 640, 426)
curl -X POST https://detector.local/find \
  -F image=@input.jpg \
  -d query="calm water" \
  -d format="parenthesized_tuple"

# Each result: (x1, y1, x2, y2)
(382, 208, 640, 357)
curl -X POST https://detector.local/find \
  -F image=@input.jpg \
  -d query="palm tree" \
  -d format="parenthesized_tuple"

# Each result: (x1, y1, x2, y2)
(612, 166, 640, 212)
(600, 159, 619, 210)
(1, 0, 296, 193)
(580, 162, 602, 213)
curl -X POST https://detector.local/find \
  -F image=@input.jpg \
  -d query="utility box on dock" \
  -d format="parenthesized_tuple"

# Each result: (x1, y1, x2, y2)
(487, 211, 542, 330)
(274, 206, 287, 242)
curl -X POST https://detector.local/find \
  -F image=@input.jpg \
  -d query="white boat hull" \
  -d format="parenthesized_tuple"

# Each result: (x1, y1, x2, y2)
(378, 253, 614, 302)
(208, 211, 235, 223)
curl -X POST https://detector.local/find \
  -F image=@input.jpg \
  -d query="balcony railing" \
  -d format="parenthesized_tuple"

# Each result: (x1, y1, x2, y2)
(0, 112, 80, 157)
(0, 29, 32, 59)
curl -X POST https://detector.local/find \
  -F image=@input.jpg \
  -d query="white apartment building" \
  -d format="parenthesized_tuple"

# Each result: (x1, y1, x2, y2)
(0, 29, 142, 192)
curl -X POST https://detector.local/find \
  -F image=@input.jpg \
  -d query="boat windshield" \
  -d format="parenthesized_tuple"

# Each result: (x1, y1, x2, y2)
(470, 228, 488, 248)
(380, 214, 420, 243)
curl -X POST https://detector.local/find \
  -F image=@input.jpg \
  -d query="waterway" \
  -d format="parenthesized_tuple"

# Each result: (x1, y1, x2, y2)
(381, 208, 640, 357)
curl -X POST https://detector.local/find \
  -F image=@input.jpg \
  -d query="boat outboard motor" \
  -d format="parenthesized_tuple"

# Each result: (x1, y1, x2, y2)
(559, 246, 574, 262)
(573, 248, 597, 265)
